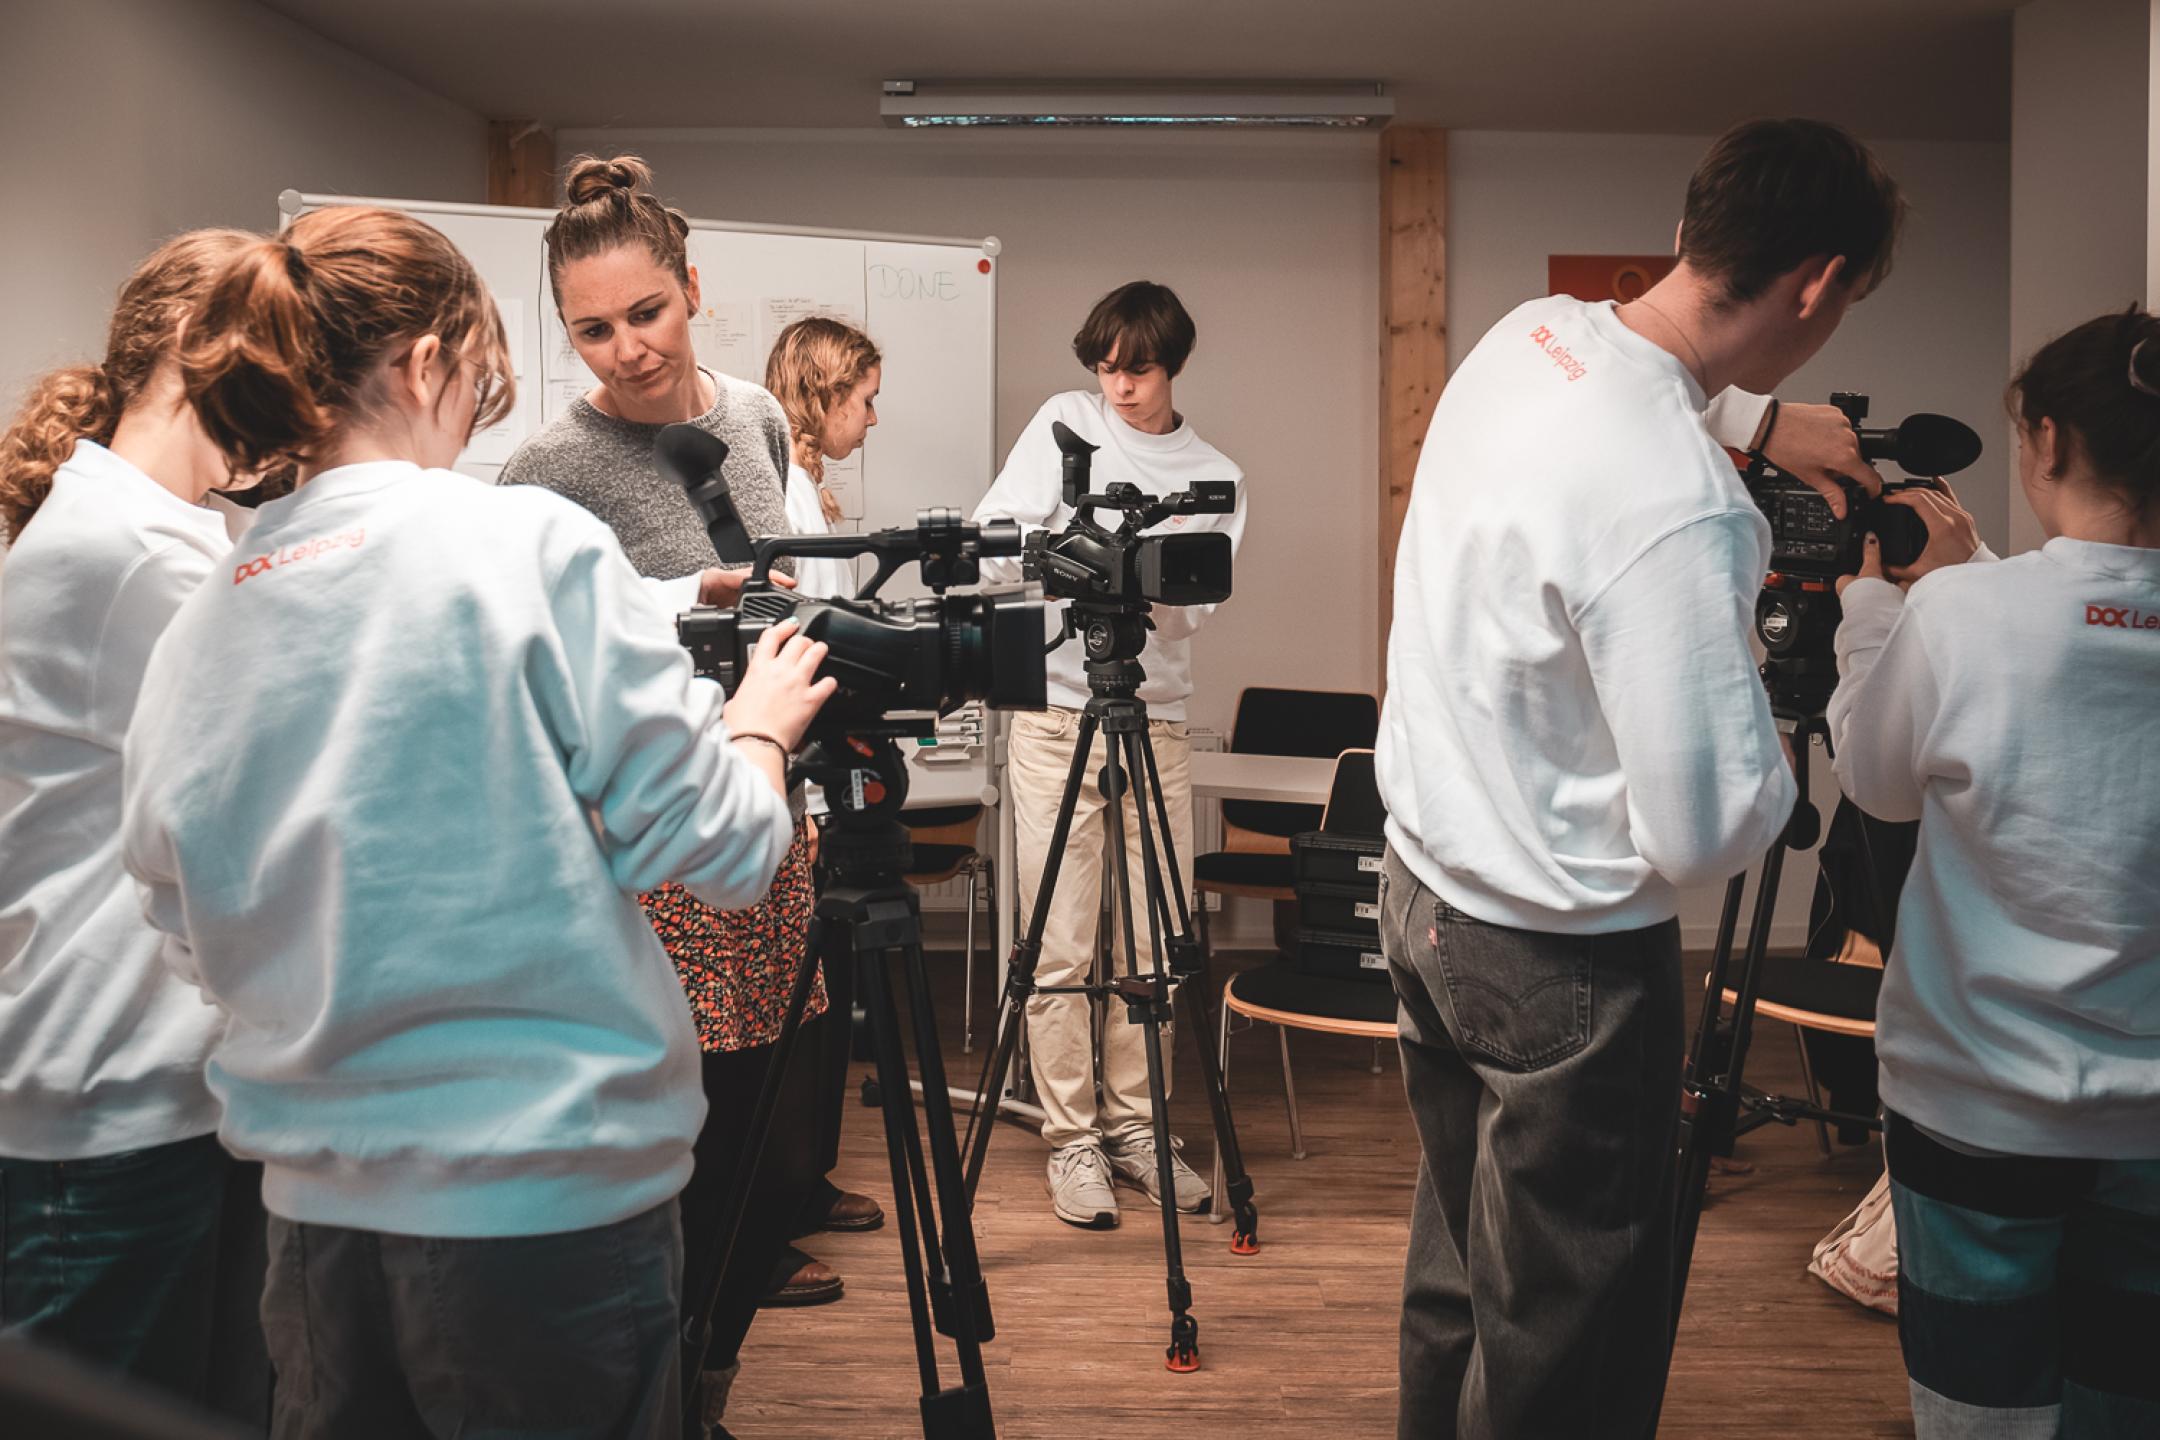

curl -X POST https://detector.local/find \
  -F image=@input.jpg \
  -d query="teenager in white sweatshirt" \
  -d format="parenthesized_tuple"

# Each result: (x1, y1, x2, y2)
(1829, 308, 2160, 1440)
(0, 228, 276, 1414)
(121, 205, 834, 1440)
(1376, 119, 1906, 1437)
(968, 282, 1244, 1232)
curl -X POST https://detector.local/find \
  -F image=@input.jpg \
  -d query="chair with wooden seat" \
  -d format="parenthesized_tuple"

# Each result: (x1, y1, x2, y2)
(901, 804, 994, 1052)
(1208, 748, 1398, 1210)
(1192, 687, 1379, 957)
(1717, 934, 1883, 1154)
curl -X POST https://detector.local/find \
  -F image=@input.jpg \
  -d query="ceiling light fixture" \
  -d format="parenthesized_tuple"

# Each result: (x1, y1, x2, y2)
(879, 80, 1393, 129)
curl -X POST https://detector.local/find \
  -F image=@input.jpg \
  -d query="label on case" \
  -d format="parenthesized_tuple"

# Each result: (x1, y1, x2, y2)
(1358, 855, 1383, 873)
(1355, 901, 1379, 920)
(1360, 952, 1385, 970)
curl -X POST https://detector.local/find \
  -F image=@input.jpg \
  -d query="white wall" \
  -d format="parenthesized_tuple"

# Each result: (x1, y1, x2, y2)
(558, 127, 1384, 742)
(1449, 131, 2015, 551)
(0, 0, 487, 407)
(2010, 0, 2150, 551)
(1446, 129, 2012, 945)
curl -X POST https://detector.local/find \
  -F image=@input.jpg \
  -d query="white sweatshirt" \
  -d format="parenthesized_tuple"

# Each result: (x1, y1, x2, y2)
(120, 461, 795, 1237)
(971, 391, 1246, 718)
(1377, 296, 1795, 934)
(0, 441, 233, 1159)
(1831, 541, 2160, 1158)
(783, 461, 859, 601)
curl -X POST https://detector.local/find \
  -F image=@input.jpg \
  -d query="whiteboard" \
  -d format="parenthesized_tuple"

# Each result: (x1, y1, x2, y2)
(277, 191, 999, 580)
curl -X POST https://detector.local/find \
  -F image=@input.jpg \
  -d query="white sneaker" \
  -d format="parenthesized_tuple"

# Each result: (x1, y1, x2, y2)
(1102, 1129, 1213, 1214)
(1045, 1142, 1120, 1229)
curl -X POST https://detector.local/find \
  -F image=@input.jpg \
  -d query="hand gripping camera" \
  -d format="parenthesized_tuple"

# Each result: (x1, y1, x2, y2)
(657, 424, 1046, 735)
(1743, 392, 1982, 718)
(1018, 420, 1235, 680)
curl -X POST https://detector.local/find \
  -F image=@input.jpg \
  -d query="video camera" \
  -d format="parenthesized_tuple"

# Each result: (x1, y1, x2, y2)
(1742, 392, 1983, 718)
(657, 424, 1046, 730)
(1020, 421, 1236, 610)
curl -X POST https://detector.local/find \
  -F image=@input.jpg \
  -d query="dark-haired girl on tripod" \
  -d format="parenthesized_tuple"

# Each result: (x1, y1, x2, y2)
(1829, 307, 2160, 1440)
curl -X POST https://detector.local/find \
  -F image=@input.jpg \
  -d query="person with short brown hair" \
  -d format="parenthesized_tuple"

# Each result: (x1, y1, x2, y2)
(971, 280, 1245, 1229)
(1376, 118, 1903, 1436)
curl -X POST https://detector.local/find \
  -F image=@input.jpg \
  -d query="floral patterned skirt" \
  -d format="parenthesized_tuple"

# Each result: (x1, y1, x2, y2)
(641, 819, 826, 1053)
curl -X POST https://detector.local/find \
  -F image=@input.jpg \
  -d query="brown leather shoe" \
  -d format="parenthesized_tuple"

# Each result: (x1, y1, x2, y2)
(816, 1189, 886, 1233)
(760, 1253, 844, 1308)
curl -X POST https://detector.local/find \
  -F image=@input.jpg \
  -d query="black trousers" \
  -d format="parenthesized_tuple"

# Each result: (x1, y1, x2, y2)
(677, 1023, 824, 1375)
(1381, 848, 1683, 1440)
(261, 1202, 682, 1440)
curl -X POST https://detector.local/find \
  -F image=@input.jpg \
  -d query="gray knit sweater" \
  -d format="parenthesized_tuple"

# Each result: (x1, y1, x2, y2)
(501, 370, 797, 579)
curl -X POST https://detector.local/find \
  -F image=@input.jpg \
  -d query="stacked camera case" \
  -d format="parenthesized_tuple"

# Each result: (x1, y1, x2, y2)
(1290, 751, 1390, 983)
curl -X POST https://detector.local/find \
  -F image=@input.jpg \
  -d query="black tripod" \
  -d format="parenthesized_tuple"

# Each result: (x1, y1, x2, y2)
(958, 603, 1259, 1374)
(1667, 710, 1883, 1338)
(684, 725, 995, 1439)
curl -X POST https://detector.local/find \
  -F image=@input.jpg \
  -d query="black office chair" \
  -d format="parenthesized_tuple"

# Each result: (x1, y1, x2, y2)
(1192, 687, 1379, 955)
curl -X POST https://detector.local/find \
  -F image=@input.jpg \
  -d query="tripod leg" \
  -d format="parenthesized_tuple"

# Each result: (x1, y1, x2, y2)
(901, 939, 998, 1367)
(859, 941, 950, 1413)
(1102, 725, 1201, 1372)
(1670, 847, 1788, 1341)
(680, 914, 827, 1406)
(1126, 728, 1260, 1255)
(961, 709, 1099, 1199)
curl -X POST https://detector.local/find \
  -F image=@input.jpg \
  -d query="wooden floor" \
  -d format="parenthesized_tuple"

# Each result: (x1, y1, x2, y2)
(729, 948, 1909, 1439)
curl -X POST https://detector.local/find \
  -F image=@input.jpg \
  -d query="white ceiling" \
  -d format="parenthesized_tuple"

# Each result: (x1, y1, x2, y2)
(256, 0, 2017, 141)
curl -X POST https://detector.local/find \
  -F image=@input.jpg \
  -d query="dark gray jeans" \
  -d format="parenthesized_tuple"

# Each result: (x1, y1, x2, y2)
(262, 1201, 683, 1440)
(1380, 848, 1682, 1440)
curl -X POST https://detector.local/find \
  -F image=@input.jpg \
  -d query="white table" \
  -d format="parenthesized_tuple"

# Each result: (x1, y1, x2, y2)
(1188, 751, 1338, 807)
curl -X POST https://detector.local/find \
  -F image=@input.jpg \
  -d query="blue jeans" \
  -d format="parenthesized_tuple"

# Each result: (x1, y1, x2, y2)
(0, 1132, 266, 1423)
(1380, 847, 1683, 1439)
(1885, 1111, 2160, 1439)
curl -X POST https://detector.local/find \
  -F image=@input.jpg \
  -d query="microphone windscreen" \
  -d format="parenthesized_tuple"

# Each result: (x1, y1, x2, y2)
(655, 423, 753, 564)
(655, 422, 730, 491)
(1891, 413, 1983, 476)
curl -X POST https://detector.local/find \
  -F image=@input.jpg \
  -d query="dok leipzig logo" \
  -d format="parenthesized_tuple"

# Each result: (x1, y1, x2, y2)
(232, 529, 367, 586)
(2086, 603, 2160, 631)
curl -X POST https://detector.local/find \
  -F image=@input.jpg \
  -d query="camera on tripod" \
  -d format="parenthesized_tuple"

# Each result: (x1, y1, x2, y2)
(658, 424, 1047, 730)
(1020, 420, 1236, 611)
(1742, 392, 1982, 718)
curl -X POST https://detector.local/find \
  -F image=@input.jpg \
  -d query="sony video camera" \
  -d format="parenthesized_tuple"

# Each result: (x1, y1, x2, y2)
(1744, 392, 1982, 718)
(1019, 421, 1236, 610)
(657, 424, 1045, 728)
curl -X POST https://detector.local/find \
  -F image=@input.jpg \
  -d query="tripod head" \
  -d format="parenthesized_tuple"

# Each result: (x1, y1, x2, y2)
(792, 721, 927, 887)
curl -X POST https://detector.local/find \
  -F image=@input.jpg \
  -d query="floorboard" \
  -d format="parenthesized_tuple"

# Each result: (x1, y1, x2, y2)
(727, 947, 1908, 1438)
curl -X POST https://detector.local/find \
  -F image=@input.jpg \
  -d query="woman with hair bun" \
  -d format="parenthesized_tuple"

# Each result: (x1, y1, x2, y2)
(505, 154, 882, 1438)
(1829, 306, 2160, 1439)
(765, 315, 880, 601)
(0, 227, 271, 1418)
(121, 203, 834, 1440)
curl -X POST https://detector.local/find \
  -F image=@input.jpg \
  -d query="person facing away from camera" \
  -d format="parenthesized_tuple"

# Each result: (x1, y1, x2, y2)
(0, 227, 274, 1423)
(1829, 306, 2160, 1440)
(970, 281, 1247, 1230)
(1375, 117, 1905, 1438)
(119, 201, 834, 1440)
